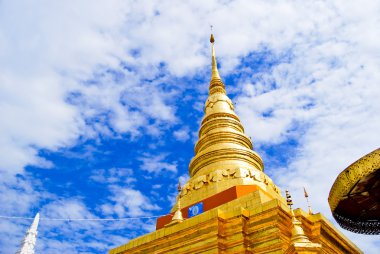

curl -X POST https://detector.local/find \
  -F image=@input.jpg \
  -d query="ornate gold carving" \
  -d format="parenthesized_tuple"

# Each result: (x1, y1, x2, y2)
(209, 169, 227, 182)
(235, 168, 250, 178)
(328, 148, 380, 212)
(250, 169, 262, 182)
(181, 182, 191, 195)
(180, 167, 281, 198)
(194, 175, 207, 190)
(263, 176, 269, 185)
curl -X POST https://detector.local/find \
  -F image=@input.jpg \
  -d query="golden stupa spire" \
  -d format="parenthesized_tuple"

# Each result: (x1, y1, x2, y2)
(188, 33, 262, 178)
(210, 34, 221, 80)
(208, 33, 225, 95)
(171, 34, 282, 212)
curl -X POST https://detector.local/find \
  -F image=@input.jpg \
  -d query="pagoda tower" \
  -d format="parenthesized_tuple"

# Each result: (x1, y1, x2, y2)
(16, 213, 39, 254)
(110, 35, 362, 254)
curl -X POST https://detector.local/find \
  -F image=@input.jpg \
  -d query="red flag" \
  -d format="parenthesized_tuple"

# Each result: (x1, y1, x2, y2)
(304, 187, 309, 198)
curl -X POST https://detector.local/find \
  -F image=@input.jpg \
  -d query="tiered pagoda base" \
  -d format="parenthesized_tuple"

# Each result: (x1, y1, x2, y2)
(109, 188, 361, 254)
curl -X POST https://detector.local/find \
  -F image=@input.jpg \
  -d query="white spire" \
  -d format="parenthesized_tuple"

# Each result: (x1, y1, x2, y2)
(16, 213, 39, 254)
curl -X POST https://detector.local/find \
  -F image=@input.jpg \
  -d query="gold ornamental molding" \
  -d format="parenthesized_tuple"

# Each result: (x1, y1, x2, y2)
(201, 112, 241, 125)
(328, 148, 380, 234)
(180, 167, 281, 198)
(199, 118, 245, 135)
(189, 148, 264, 176)
(328, 148, 380, 211)
(194, 132, 253, 154)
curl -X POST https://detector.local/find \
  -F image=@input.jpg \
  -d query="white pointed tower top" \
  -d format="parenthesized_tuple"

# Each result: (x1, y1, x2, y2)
(16, 213, 40, 254)
(29, 213, 39, 233)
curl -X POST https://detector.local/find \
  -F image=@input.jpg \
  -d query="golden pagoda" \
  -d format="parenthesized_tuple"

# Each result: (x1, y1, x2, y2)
(109, 35, 362, 254)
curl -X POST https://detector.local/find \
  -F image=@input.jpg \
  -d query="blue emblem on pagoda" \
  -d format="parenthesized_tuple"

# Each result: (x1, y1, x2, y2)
(188, 202, 203, 218)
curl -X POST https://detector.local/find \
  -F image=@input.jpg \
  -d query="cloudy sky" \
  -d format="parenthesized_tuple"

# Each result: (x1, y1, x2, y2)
(1, 0, 379, 253)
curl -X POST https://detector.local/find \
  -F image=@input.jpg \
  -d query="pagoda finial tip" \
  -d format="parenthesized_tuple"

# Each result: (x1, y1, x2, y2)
(210, 25, 215, 43)
(210, 30, 220, 80)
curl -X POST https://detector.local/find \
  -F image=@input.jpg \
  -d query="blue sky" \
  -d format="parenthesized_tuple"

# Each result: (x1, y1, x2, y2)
(1, 0, 380, 253)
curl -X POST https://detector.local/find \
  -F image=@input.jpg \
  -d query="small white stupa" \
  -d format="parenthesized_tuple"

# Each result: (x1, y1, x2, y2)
(15, 213, 40, 254)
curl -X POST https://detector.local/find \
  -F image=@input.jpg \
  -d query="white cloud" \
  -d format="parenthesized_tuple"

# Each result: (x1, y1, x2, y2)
(0, 173, 49, 217)
(0, 219, 28, 253)
(173, 126, 190, 142)
(0, 0, 178, 173)
(90, 168, 136, 184)
(101, 187, 160, 217)
(139, 153, 177, 174)
(0, 74, 82, 173)
(152, 184, 162, 189)
(42, 199, 96, 220)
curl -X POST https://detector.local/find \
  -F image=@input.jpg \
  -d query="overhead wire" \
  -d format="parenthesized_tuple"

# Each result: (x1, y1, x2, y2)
(0, 214, 170, 221)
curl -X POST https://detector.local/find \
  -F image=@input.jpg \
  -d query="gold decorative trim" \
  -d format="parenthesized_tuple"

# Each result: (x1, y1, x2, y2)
(194, 132, 252, 154)
(209, 79, 225, 90)
(199, 118, 245, 137)
(201, 112, 240, 125)
(328, 148, 380, 212)
(180, 167, 280, 198)
(209, 87, 226, 95)
(189, 148, 264, 176)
